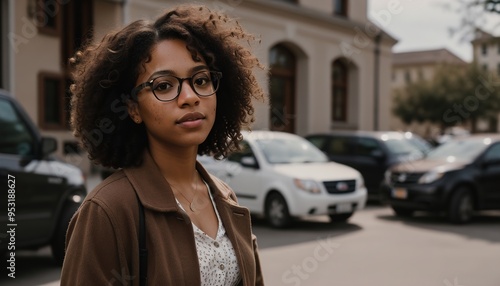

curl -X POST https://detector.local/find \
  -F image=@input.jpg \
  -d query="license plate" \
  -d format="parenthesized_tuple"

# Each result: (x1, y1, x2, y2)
(392, 188, 408, 199)
(336, 203, 353, 213)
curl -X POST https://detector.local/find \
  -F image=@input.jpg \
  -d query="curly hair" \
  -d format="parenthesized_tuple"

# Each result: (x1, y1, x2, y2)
(70, 4, 265, 168)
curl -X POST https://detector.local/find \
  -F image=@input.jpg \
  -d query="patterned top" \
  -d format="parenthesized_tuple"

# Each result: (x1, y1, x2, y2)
(176, 181, 241, 285)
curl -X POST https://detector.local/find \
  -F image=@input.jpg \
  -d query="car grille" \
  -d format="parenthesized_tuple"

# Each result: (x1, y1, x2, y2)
(390, 172, 424, 184)
(323, 180, 356, 194)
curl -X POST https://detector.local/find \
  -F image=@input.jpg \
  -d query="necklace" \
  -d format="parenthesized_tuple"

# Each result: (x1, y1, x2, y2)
(171, 172, 200, 212)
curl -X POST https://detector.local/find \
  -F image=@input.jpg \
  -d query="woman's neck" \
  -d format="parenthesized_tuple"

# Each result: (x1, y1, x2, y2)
(148, 143, 199, 185)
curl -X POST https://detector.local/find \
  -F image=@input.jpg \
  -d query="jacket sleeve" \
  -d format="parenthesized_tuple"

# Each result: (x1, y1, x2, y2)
(60, 200, 133, 286)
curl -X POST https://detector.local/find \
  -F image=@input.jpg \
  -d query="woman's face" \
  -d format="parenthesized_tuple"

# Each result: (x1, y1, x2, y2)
(129, 39, 217, 152)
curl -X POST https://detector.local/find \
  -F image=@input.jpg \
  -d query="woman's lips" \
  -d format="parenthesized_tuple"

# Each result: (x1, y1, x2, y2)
(176, 112, 205, 128)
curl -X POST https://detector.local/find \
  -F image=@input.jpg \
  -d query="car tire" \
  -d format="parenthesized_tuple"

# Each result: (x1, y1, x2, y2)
(392, 207, 413, 217)
(265, 192, 292, 228)
(329, 212, 353, 223)
(448, 187, 474, 224)
(51, 202, 80, 265)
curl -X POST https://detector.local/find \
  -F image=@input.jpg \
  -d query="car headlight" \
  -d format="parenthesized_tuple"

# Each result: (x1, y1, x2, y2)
(418, 170, 444, 184)
(294, 179, 321, 194)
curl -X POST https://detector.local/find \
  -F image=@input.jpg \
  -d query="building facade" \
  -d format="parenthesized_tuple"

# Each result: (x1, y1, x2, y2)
(1, 0, 396, 173)
(472, 28, 500, 76)
(471, 28, 500, 133)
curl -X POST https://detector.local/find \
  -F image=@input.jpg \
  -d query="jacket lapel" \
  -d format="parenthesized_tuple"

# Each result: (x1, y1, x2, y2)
(123, 150, 178, 212)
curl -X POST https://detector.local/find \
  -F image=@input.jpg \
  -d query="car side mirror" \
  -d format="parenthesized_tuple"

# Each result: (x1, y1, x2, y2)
(41, 137, 58, 156)
(240, 156, 258, 169)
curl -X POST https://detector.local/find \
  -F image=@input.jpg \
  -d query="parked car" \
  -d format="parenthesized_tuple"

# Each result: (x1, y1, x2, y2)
(0, 90, 87, 263)
(200, 130, 367, 228)
(305, 131, 428, 202)
(386, 134, 500, 223)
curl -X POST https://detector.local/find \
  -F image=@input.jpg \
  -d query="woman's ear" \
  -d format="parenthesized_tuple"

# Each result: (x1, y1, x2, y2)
(127, 100, 142, 124)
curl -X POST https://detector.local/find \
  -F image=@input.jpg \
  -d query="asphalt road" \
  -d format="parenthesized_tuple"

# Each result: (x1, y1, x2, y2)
(1, 178, 499, 286)
(255, 207, 500, 286)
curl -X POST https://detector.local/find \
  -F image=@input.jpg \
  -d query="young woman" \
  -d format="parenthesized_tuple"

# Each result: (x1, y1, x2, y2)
(61, 4, 265, 285)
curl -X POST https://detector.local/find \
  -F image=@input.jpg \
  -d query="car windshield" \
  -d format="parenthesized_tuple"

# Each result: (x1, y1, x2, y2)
(406, 136, 433, 154)
(255, 137, 328, 164)
(384, 138, 424, 157)
(425, 138, 489, 162)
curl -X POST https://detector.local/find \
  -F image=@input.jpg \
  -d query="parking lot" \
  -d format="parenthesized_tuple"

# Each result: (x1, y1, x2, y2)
(2, 173, 499, 286)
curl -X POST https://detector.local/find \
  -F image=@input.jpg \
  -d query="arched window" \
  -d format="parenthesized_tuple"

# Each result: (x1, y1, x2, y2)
(332, 59, 348, 122)
(269, 44, 296, 133)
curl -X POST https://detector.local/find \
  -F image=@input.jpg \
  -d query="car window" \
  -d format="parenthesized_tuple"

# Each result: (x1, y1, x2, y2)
(426, 139, 489, 162)
(0, 98, 35, 156)
(483, 143, 500, 161)
(355, 138, 382, 156)
(228, 140, 254, 163)
(256, 136, 327, 164)
(306, 136, 326, 151)
(326, 137, 352, 156)
(384, 138, 422, 157)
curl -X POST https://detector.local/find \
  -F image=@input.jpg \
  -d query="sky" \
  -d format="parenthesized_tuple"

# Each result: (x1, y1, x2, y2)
(367, 0, 500, 62)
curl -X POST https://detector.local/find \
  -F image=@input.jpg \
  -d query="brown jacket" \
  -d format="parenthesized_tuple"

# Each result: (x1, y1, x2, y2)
(61, 151, 263, 285)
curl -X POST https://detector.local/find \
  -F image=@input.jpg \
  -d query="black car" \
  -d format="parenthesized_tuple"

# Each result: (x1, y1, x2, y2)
(305, 131, 427, 201)
(386, 134, 500, 223)
(0, 90, 87, 263)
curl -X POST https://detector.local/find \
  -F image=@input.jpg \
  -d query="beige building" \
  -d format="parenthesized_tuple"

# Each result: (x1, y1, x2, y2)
(390, 48, 467, 138)
(1, 0, 396, 173)
(471, 28, 500, 132)
(472, 28, 500, 76)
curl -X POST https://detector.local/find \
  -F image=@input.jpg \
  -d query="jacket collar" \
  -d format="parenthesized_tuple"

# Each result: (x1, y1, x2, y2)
(123, 150, 231, 212)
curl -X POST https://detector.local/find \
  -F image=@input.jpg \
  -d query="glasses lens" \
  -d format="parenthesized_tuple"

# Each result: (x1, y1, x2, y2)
(151, 75, 179, 101)
(150, 71, 221, 101)
(193, 71, 219, 96)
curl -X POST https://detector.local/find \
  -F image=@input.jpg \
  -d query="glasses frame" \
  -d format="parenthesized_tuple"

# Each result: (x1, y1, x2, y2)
(131, 70, 223, 102)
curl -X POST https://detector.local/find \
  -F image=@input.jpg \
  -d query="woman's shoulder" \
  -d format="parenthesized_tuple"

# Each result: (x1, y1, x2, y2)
(84, 170, 137, 212)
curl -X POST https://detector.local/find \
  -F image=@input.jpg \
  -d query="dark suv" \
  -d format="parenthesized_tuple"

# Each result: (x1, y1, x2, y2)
(0, 90, 86, 263)
(386, 134, 500, 223)
(305, 131, 428, 201)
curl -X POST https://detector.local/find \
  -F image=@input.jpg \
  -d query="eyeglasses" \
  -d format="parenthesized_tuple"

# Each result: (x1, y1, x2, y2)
(131, 70, 223, 102)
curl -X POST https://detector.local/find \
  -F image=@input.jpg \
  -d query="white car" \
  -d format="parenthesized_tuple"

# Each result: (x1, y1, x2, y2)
(200, 131, 367, 228)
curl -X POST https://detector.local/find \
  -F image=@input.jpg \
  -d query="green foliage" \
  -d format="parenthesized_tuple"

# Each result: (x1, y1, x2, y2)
(393, 64, 500, 129)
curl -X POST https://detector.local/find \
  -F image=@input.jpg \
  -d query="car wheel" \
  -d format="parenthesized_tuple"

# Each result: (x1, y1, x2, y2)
(265, 192, 292, 228)
(392, 207, 413, 217)
(329, 212, 353, 223)
(449, 187, 474, 224)
(51, 202, 80, 265)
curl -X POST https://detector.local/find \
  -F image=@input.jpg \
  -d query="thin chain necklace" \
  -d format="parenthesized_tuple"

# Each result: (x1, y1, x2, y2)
(171, 172, 200, 213)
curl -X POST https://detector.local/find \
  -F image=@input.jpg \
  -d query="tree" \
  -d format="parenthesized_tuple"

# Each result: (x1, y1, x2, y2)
(393, 64, 500, 133)
(443, 0, 500, 43)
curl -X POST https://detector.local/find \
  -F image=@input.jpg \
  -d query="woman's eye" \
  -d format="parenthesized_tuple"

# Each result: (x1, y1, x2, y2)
(194, 76, 210, 86)
(154, 81, 173, 92)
